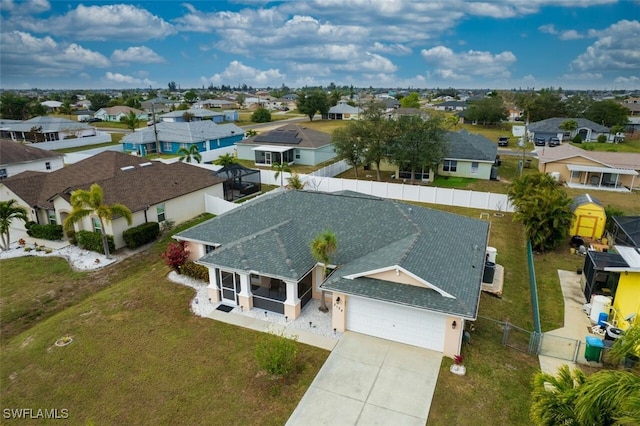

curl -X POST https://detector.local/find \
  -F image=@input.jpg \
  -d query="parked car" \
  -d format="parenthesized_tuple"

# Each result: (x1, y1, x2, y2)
(548, 137, 560, 147)
(534, 136, 546, 146)
(498, 136, 509, 147)
(86, 117, 102, 123)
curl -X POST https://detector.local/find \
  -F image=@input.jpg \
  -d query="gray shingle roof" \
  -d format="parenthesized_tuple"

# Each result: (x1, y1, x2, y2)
(446, 130, 497, 162)
(571, 194, 602, 211)
(4, 116, 94, 133)
(237, 124, 331, 149)
(175, 190, 489, 318)
(529, 117, 610, 133)
(121, 121, 244, 145)
(159, 108, 224, 119)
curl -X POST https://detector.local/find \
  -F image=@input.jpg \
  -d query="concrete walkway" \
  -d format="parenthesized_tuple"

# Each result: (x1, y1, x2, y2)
(287, 332, 443, 426)
(538, 270, 601, 374)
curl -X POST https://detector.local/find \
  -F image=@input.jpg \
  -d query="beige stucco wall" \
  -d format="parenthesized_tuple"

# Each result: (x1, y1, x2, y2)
(443, 316, 463, 358)
(332, 292, 347, 332)
(540, 156, 639, 189)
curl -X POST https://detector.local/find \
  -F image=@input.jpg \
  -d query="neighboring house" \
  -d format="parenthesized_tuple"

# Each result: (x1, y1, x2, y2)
(236, 124, 336, 166)
(174, 190, 490, 357)
(71, 110, 95, 122)
(94, 106, 149, 123)
(528, 117, 611, 142)
(159, 108, 225, 123)
(0, 117, 96, 142)
(141, 97, 172, 114)
(121, 120, 244, 157)
(0, 151, 226, 250)
(0, 139, 64, 180)
(196, 99, 235, 109)
(325, 100, 363, 120)
(432, 101, 468, 112)
(569, 194, 606, 240)
(537, 144, 640, 191)
(581, 243, 640, 331)
(389, 130, 498, 182)
(40, 100, 62, 111)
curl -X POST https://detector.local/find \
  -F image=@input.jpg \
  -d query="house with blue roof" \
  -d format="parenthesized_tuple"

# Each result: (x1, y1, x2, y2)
(174, 190, 490, 357)
(121, 121, 244, 157)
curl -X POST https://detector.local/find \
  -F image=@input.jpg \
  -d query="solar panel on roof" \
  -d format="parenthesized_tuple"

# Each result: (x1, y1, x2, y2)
(254, 130, 302, 144)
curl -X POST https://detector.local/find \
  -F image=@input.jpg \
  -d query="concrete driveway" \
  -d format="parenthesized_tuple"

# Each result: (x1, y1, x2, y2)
(287, 332, 443, 426)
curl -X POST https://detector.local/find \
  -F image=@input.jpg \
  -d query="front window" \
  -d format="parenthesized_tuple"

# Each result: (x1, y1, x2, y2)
(163, 142, 172, 152)
(48, 209, 56, 225)
(571, 170, 581, 179)
(443, 160, 457, 172)
(295, 149, 300, 159)
(92, 217, 101, 232)
(157, 204, 166, 222)
(471, 162, 478, 174)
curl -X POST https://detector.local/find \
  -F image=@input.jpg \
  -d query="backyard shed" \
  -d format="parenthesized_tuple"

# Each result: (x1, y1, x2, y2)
(570, 194, 606, 240)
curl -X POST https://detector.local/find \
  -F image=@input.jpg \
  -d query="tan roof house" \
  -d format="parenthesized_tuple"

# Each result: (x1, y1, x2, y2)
(537, 144, 639, 192)
(94, 106, 149, 123)
(0, 139, 64, 179)
(0, 151, 225, 249)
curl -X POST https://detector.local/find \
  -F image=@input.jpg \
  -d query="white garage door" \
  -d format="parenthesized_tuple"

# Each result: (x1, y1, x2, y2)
(347, 296, 446, 351)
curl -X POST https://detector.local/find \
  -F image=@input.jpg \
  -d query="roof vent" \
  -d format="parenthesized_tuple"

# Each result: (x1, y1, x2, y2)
(120, 166, 135, 171)
(140, 162, 152, 167)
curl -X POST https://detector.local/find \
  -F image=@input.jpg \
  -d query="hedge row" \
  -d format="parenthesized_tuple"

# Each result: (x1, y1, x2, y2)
(181, 261, 209, 282)
(76, 231, 115, 255)
(123, 222, 160, 249)
(26, 223, 63, 240)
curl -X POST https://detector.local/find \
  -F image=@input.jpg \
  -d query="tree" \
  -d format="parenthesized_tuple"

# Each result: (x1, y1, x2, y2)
(559, 119, 578, 141)
(465, 96, 507, 125)
(251, 107, 272, 123)
(508, 172, 573, 252)
(530, 364, 586, 426)
(182, 111, 195, 122)
(297, 90, 329, 121)
(0, 93, 32, 120)
(236, 93, 246, 109)
(183, 90, 198, 104)
(286, 172, 305, 190)
(177, 144, 202, 163)
(445, 115, 460, 130)
(331, 122, 368, 178)
(310, 230, 337, 313)
(0, 200, 29, 251)
(86, 93, 111, 111)
(400, 92, 420, 108)
(59, 101, 73, 118)
(585, 100, 630, 127)
(63, 184, 133, 259)
(161, 241, 189, 273)
(386, 114, 448, 184)
(329, 89, 343, 106)
(564, 93, 593, 118)
(212, 153, 238, 167)
(120, 110, 140, 132)
(244, 129, 258, 138)
(517, 89, 566, 122)
(271, 162, 291, 187)
(168, 81, 177, 92)
(361, 101, 395, 181)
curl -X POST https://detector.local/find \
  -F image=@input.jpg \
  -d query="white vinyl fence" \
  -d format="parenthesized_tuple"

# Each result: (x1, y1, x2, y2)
(32, 131, 112, 151)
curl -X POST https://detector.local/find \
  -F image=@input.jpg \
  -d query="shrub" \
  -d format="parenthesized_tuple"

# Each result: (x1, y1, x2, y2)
(255, 330, 299, 377)
(251, 107, 272, 123)
(66, 229, 77, 245)
(25, 220, 36, 230)
(76, 230, 115, 254)
(597, 134, 607, 143)
(180, 261, 209, 282)
(161, 241, 189, 273)
(572, 134, 582, 144)
(26, 223, 63, 240)
(583, 143, 595, 151)
(123, 222, 160, 249)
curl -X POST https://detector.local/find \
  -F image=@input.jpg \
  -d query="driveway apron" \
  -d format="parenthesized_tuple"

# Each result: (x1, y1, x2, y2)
(287, 331, 443, 426)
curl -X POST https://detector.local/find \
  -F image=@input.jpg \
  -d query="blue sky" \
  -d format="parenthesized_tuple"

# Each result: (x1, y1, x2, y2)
(1, 0, 639, 91)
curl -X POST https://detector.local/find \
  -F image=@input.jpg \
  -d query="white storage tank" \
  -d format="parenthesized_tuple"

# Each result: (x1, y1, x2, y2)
(486, 247, 497, 263)
(589, 295, 612, 323)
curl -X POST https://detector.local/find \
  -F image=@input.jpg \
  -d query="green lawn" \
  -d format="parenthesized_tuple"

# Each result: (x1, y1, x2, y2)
(0, 216, 328, 425)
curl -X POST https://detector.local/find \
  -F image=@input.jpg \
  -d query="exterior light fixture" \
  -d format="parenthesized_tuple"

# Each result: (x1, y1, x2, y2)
(452, 320, 457, 330)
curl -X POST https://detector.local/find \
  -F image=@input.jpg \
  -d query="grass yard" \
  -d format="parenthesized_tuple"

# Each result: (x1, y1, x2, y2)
(0, 216, 328, 425)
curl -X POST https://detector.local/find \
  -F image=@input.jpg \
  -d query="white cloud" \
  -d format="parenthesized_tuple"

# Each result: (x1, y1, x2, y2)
(207, 61, 285, 87)
(105, 72, 155, 87)
(571, 20, 640, 71)
(560, 72, 603, 80)
(370, 42, 412, 55)
(0, 0, 50, 14)
(614, 75, 639, 84)
(421, 46, 516, 80)
(111, 46, 165, 64)
(16, 4, 175, 41)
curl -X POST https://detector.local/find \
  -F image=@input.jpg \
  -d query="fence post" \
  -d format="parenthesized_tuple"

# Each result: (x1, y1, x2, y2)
(502, 321, 511, 345)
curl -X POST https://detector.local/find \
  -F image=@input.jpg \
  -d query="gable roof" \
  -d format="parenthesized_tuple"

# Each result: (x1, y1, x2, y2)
(96, 106, 145, 115)
(529, 117, 610, 133)
(571, 194, 602, 211)
(1, 151, 225, 212)
(446, 130, 497, 162)
(175, 190, 489, 318)
(237, 124, 331, 149)
(0, 140, 63, 166)
(121, 121, 244, 145)
(328, 101, 363, 114)
(537, 143, 640, 170)
(3, 117, 93, 133)
(159, 108, 224, 119)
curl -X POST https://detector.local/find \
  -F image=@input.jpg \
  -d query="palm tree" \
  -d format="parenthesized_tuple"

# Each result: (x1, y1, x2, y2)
(212, 153, 238, 167)
(177, 144, 202, 163)
(445, 114, 460, 130)
(559, 120, 578, 139)
(574, 370, 640, 425)
(271, 162, 291, 187)
(0, 200, 29, 250)
(310, 230, 337, 313)
(182, 111, 195, 122)
(286, 173, 305, 190)
(530, 364, 586, 426)
(63, 184, 132, 259)
(120, 110, 140, 132)
(245, 129, 258, 137)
